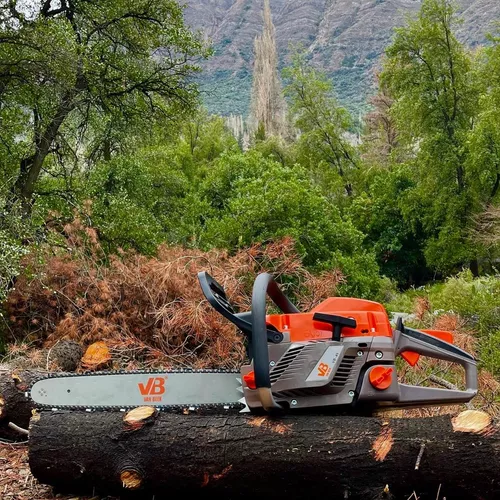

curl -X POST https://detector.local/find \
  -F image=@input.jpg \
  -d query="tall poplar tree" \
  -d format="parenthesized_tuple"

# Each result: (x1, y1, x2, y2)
(249, 0, 286, 138)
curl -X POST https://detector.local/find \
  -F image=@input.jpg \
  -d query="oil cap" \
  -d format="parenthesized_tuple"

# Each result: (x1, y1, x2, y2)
(369, 366, 393, 390)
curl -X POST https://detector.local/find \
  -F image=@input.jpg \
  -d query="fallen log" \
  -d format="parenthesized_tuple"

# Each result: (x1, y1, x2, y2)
(0, 369, 42, 439)
(29, 408, 499, 499)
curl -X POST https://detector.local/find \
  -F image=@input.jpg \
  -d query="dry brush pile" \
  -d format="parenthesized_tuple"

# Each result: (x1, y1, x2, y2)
(1, 217, 343, 371)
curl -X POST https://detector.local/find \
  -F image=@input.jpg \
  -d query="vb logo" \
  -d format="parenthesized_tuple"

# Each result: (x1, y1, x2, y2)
(317, 362, 330, 377)
(138, 377, 166, 400)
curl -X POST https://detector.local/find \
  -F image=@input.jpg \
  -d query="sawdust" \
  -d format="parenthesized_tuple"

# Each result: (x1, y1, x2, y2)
(372, 426, 393, 462)
(248, 416, 292, 434)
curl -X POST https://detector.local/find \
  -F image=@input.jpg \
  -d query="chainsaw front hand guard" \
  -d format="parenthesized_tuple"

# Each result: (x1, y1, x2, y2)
(394, 327, 478, 405)
(198, 271, 288, 345)
(199, 271, 299, 410)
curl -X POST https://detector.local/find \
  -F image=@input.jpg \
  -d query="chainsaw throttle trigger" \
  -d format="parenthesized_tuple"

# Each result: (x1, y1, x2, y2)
(312, 313, 357, 341)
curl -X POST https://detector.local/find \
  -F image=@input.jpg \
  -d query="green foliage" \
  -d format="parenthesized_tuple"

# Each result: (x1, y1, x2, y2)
(174, 110, 239, 180)
(0, 204, 30, 302)
(350, 166, 430, 286)
(0, 0, 209, 209)
(466, 35, 500, 206)
(283, 49, 359, 200)
(86, 151, 184, 254)
(85, 140, 218, 254)
(254, 122, 267, 142)
(379, 0, 488, 274)
(199, 150, 381, 298)
(480, 329, 500, 377)
(251, 136, 295, 167)
(385, 270, 500, 375)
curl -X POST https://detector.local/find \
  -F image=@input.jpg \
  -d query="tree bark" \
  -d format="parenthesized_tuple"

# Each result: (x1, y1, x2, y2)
(29, 409, 500, 499)
(12, 92, 75, 213)
(0, 369, 41, 439)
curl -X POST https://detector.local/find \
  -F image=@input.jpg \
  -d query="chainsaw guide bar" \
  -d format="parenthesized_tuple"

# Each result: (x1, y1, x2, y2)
(28, 368, 247, 415)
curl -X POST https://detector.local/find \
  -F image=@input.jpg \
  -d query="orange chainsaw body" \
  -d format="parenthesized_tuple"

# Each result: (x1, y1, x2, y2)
(266, 297, 453, 367)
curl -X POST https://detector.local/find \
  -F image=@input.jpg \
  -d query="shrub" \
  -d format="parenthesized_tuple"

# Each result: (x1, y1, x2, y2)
(200, 150, 382, 298)
(4, 218, 344, 370)
(85, 149, 192, 254)
(385, 269, 500, 380)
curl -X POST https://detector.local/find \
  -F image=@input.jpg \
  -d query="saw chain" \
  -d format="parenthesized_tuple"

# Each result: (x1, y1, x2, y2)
(27, 368, 246, 415)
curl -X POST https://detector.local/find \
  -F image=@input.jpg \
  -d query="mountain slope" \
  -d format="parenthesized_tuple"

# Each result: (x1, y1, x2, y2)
(183, 0, 500, 116)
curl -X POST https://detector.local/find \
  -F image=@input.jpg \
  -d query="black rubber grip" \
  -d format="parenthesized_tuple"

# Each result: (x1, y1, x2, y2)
(312, 313, 357, 341)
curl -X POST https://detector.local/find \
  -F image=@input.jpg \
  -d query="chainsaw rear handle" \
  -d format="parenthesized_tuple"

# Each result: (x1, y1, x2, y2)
(394, 327, 477, 404)
(251, 273, 300, 411)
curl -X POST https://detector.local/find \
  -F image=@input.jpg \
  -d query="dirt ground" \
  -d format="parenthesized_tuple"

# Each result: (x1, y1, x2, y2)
(0, 444, 117, 500)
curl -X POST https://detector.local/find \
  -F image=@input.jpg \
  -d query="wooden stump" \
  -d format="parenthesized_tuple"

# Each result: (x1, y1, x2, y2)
(28, 409, 499, 499)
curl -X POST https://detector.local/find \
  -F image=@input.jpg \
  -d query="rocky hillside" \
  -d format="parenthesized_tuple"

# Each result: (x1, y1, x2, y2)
(183, 0, 500, 117)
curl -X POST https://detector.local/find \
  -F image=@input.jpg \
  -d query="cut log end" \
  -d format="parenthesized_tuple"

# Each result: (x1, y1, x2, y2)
(1, 369, 42, 438)
(452, 410, 492, 433)
(120, 469, 142, 490)
(123, 406, 157, 431)
(81, 341, 111, 370)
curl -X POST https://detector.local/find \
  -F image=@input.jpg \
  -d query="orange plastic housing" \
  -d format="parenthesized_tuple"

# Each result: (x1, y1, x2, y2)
(266, 297, 393, 343)
(265, 298, 454, 367)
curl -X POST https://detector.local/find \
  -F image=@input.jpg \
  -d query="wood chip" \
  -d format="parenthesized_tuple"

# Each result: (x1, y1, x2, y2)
(81, 341, 111, 369)
(452, 410, 491, 433)
(124, 406, 156, 430)
(372, 426, 393, 462)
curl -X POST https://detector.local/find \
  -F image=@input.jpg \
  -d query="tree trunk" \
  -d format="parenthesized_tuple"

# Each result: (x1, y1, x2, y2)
(0, 369, 41, 439)
(11, 92, 75, 213)
(29, 409, 500, 499)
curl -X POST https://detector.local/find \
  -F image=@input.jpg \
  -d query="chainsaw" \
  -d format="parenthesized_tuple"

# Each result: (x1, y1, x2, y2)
(29, 271, 477, 414)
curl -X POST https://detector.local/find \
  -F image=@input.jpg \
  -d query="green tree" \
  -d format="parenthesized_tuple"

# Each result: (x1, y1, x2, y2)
(283, 49, 358, 198)
(467, 34, 500, 206)
(350, 166, 430, 287)
(0, 0, 207, 213)
(175, 109, 239, 180)
(85, 145, 210, 254)
(199, 150, 381, 298)
(380, 0, 482, 273)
